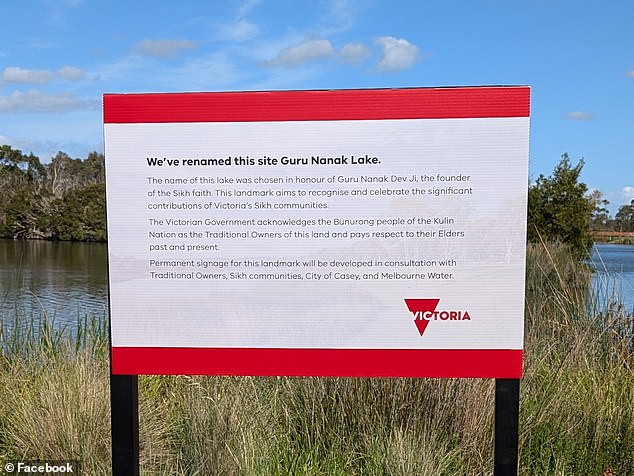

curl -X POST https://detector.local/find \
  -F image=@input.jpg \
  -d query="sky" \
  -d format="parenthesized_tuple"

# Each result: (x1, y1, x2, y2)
(1, 0, 633, 214)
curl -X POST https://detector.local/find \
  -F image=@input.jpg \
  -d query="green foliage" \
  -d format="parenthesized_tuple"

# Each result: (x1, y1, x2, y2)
(0, 145, 106, 241)
(588, 189, 612, 231)
(615, 199, 634, 232)
(46, 184, 107, 241)
(1, 190, 39, 238)
(527, 153, 594, 259)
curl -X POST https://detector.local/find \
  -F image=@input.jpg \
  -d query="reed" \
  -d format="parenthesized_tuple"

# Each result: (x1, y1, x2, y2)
(0, 311, 110, 474)
(1, 242, 632, 475)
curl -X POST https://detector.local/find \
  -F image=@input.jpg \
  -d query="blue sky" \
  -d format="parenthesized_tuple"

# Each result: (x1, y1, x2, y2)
(1, 0, 632, 214)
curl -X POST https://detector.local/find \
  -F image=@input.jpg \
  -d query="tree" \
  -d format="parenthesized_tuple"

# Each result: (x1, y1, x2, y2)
(0, 145, 107, 241)
(83, 151, 105, 184)
(615, 200, 634, 232)
(527, 153, 594, 259)
(45, 184, 107, 241)
(0, 145, 51, 238)
(588, 189, 612, 231)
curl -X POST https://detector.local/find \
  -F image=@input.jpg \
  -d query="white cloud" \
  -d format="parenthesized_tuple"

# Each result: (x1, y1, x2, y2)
(318, 0, 358, 35)
(2, 67, 54, 84)
(339, 43, 371, 65)
(99, 51, 242, 91)
(218, 19, 259, 42)
(626, 69, 634, 78)
(217, 0, 262, 42)
(622, 186, 634, 202)
(163, 53, 243, 90)
(237, 0, 262, 18)
(263, 39, 334, 67)
(0, 90, 88, 113)
(42, 0, 89, 28)
(58, 66, 87, 81)
(1, 66, 89, 85)
(566, 110, 594, 121)
(97, 55, 154, 83)
(134, 39, 198, 58)
(375, 36, 419, 72)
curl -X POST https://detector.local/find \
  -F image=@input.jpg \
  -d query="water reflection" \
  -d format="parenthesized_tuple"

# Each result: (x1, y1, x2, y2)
(1, 240, 631, 332)
(0, 239, 108, 328)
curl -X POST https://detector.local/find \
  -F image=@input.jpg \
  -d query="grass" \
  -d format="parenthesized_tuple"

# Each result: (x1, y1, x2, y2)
(1, 242, 633, 475)
(520, 243, 634, 475)
(0, 313, 111, 474)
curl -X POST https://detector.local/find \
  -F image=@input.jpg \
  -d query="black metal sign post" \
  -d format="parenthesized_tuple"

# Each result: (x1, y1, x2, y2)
(110, 374, 140, 476)
(494, 378, 520, 476)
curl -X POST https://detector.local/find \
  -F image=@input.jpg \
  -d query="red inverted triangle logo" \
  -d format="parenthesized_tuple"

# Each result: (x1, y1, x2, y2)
(404, 299, 441, 336)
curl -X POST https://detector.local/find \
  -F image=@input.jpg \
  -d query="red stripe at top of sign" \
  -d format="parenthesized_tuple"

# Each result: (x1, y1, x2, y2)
(103, 86, 530, 123)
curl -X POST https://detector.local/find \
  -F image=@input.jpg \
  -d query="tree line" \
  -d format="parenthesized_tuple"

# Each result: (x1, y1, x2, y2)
(1, 145, 633, 256)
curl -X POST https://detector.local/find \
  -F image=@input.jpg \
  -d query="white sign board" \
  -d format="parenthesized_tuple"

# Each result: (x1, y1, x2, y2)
(104, 87, 530, 377)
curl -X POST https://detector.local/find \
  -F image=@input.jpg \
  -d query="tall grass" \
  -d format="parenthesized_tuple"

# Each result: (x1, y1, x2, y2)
(1, 242, 632, 475)
(0, 312, 110, 474)
(521, 243, 634, 475)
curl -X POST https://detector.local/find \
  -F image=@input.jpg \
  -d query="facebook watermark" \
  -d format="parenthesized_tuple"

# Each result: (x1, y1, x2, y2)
(3, 461, 79, 474)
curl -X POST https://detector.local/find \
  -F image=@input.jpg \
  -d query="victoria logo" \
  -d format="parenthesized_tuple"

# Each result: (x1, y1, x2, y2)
(404, 298, 471, 336)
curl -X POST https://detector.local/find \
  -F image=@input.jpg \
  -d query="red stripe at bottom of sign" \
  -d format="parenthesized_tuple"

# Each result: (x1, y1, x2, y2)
(111, 348, 522, 378)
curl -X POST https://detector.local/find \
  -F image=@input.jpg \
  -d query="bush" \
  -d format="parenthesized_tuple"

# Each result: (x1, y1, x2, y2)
(527, 154, 594, 259)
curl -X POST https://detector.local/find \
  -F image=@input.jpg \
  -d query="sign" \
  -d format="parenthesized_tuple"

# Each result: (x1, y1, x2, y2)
(104, 86, 530, 377)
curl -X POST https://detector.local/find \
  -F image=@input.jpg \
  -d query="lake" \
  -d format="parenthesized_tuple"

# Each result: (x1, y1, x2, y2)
(589, 243, 634, 315)
(0, 239, 109, 329)
(1, 239, 633, 330)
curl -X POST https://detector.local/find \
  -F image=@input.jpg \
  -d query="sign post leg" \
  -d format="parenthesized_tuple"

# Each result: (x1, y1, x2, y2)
(494, 378, 520, 476)
(110, 374, 140, 476)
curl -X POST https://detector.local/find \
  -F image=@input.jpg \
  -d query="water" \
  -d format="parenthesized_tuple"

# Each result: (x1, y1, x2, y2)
(589, 243, 634, 315)
(0, 239, 109, 328)
(1, 239, 632, 331)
